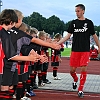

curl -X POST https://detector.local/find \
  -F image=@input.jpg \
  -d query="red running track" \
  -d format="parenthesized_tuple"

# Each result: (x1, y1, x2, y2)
(31, 89, 100, 100)
(48, 57, 100, 75)
(14, 57, 100, 100)
(29, 58, 100, 100)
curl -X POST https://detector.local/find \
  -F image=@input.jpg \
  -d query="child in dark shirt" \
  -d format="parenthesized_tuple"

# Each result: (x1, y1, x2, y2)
(51, 33, 64, 80)
(0, 9, 39, 100)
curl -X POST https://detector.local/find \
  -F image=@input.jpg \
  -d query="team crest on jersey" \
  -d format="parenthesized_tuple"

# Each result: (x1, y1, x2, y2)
(74, 23, 88, 32)
(73, 24, 75, 27)
(9, 29, 18, 34)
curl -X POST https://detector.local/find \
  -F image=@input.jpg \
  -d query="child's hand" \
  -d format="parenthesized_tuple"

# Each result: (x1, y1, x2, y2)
(29, 49, 38, 56)
(39, 54, 48, 63)
(29, 49, 40, 62)
(28, 54, 39, 62)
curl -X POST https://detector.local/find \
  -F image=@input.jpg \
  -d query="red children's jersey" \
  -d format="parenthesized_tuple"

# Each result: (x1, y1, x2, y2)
(16, 53, 30, 74)
(0, 42, 5, 74)
(51, 50, 59, 62)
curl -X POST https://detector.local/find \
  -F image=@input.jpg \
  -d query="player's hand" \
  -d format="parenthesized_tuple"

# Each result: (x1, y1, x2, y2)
(51, 42, 61, 50)
(46, 38, 52, 43)
(98, 47, 100, 54)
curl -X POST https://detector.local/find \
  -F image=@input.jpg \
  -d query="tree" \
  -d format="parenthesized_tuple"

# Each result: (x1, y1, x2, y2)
(94, 25, 100, 36)
(46, 15, 65, 35)
(23, 12, 47, 31)
(23, 12, 100, 37)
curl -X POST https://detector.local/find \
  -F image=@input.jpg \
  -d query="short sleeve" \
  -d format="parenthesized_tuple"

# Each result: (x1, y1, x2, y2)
(1, 30, 16, 59)
(67, 20, 74, 34)
(89, 20, 95, 35)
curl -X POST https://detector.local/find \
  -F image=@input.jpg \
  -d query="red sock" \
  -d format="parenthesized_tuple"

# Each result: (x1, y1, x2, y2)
(78, 71, 87, 91)
(70, 72, 78, 82)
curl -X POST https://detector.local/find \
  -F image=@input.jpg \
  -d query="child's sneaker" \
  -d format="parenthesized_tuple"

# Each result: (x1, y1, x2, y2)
(54, 77, 61, 80)
(32, 83, 38, 89)
(13, 94, 16, 99)
(72, 82, 77, 89)
(21, 96, 31, 100)
(43, 79, 51, 84)
(38, 82, 45, 87)
(30, 90, 36, 96)
(78, 91, 84, 98)
(26, 91, 36, 97)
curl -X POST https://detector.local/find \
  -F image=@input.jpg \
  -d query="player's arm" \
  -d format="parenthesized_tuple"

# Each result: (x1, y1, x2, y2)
(31, 37, 60, 50)
(58, 33, 71, 45)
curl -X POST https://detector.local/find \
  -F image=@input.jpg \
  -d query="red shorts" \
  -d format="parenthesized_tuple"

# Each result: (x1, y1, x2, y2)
(70, 52, 90, 67)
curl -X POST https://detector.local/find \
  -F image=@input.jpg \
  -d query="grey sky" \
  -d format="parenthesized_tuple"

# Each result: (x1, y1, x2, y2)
(1, 0, 100, 25)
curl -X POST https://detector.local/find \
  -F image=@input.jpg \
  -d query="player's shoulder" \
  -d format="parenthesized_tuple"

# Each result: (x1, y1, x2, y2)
(85, 18, 93, 24)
